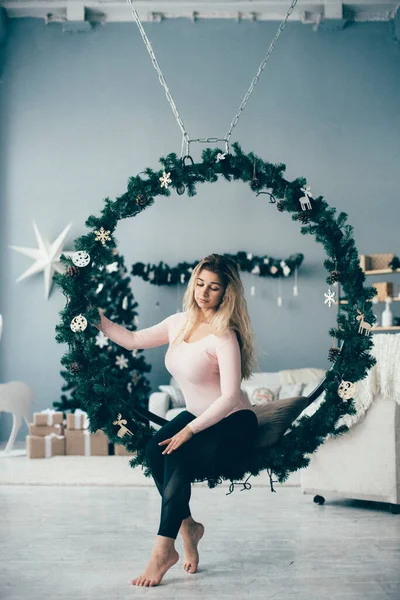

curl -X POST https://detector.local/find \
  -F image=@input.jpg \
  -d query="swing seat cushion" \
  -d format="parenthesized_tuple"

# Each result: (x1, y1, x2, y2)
(253, 395, 310, 448)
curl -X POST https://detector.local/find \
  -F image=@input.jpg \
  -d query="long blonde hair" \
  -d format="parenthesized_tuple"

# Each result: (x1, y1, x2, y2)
(170, 253, 259, 380)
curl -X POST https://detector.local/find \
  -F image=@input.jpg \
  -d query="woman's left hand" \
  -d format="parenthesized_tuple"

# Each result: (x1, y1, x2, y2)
(158, 426, 194, 454)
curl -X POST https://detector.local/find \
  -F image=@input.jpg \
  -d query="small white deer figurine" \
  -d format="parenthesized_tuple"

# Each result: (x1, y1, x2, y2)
(0, 315, 34, 455)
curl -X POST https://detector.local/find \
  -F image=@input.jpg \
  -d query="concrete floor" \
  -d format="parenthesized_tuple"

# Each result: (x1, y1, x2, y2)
(1, 484, 399, 600)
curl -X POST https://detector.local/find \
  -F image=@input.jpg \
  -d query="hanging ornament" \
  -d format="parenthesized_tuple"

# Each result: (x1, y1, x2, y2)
(106, 261, 119, 274)
(277, 277, 283, 307)
(122, 296, 128, 310)
(70, 315, 87, 332)
(293, 265, 299, 297)
(136, 194, 148, 207)
(247, 252, 253, 260)
(115, 354, 129, 370)
(324, 288, 335, 307)
(180, 273, 185, 284)
(69, 362, 81, 374)
(67, 265, 79, 277)
(215, 152, 227, 163)
(296, 212, 311, 224)
(94, 227, 111, 246)
(167, 272, 172, 283)
(329, 270, 341, 285)
(250, 157, 259, 189)
(112, 413, 134, 438)
(280, 261, 291, 277)
(299, 185, 313, 211)
(263, 257, 270, 265)
(270, 265, 278, 275)
(132, 371, 140, 386)
(149, 271, 155, 281)
(328, 347, 341, 362)
(95, 331, 109, 349)
(72, 251, 91, 268)
(176, 183, 186, 195)
(96, 283, 104, 294)
(251, 265, 260, 275)
(159, 171, 172, 189)
(356, 309, 372, 336)
(276, 200, 285, 212)
(337, 380, 356, 400)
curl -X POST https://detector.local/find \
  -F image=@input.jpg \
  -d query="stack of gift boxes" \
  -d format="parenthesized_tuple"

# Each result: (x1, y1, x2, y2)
(26, 408, 136, 458)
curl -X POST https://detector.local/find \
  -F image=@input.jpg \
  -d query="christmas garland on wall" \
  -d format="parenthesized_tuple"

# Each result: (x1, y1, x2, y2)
(129, 251, 304, 285)
(54, 142, 377, 490)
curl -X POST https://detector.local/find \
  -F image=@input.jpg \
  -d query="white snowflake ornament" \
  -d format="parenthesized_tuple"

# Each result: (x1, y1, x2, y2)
(324, 288, 336, 307)
(160, 171, 172, 189)
(216, 152, 227, 163)
(70, 315, 87, 332)
(94, 227, 111, 246)
(95, 331, 109, 349)
(72, 251, 91, 268)
(106, 261, 119, 274)
(115, 354, 129, 370)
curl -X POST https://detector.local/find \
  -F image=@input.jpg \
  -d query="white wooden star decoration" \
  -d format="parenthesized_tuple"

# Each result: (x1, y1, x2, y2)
(9, 221, 75, 300)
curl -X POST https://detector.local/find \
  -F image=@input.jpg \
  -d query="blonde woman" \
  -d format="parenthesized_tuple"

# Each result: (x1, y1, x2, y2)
(94, 253, 260, 587)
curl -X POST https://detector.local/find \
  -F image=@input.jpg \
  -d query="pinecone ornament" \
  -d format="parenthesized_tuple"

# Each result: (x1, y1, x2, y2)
(67, 265, 79, 277)
(329, 270, 341, 284)
(135, 194, 148, 208)
(69, 361, 81, 373)
(328, 347, 341, 362)
(295, 212, 311, 224)
(277, 200, 286, 212)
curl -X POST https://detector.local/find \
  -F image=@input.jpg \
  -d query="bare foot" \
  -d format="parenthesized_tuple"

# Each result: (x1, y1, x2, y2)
(130, 546, 179, 587)
(180, 522, 205, 573)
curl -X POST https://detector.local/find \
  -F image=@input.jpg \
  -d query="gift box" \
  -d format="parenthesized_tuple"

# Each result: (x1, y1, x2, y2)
(114, 443, 137, 456)
(26, 433, 65, 459)
(65, 429, 109, 456)
(33, 409, 64, 427)
(360, 253, 396, 272)
(373, 282, 394, 302)
(66, 409, 90, 430)
(28, 423, 64, 437)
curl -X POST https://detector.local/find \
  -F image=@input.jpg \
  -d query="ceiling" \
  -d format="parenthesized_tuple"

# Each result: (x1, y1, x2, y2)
(0, 0, 399, 27)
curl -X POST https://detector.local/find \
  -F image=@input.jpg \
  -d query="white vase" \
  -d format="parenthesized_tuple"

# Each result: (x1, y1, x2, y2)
(381, 297, 393, 328)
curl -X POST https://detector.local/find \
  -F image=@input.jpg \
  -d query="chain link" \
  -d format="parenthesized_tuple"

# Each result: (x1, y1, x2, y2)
(125, 0, 298, 156)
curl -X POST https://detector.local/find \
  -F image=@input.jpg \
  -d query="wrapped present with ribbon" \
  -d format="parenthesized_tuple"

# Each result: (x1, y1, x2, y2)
(65, 428, 109, 456)
(28, 422, 64, 437)
(26, 433, 65, 459)
(33, 409, 64, 427)
(66, 408, 90, 430)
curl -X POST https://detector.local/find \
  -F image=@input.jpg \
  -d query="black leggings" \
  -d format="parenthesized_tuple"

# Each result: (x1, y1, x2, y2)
(145, 409, 258, 540)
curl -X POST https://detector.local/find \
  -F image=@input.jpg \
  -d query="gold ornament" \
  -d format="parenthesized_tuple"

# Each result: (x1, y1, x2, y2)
(94, 227, 111, 246)
(113, 413, 134, 438)
(337, 380, 356, 400)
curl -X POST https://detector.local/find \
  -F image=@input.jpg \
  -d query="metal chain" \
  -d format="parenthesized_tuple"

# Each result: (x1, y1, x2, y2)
(225, 0, 299, 146)
(125, 0, 298, 157)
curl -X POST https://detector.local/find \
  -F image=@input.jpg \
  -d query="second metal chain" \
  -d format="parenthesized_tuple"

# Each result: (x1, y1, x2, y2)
(125, 0, 299, 157)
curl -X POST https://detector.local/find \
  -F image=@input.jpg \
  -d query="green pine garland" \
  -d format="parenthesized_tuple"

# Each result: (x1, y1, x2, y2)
(54, 142, 377, 490)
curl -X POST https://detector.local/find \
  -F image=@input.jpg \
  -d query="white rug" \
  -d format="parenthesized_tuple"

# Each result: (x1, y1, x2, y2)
(0, 444, 300, 487)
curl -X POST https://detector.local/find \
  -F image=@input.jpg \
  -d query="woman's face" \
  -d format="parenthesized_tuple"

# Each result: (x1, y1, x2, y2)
(194, 269, 225, 310)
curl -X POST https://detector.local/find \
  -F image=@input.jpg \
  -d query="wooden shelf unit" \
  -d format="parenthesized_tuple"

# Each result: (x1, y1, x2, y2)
(372, 326, 400, 331)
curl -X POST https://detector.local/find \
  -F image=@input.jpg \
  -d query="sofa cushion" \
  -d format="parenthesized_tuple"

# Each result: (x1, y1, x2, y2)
(253, 395, 310, 448)
(249, 386, 280, 406)
(158, 385, 186, 408)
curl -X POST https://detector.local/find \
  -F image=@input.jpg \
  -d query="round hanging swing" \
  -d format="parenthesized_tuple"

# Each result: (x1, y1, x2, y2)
(54, 0, 378, 494)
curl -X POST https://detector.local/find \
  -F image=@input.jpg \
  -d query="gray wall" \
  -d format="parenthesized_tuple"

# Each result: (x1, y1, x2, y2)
(1, 18, 399, 441)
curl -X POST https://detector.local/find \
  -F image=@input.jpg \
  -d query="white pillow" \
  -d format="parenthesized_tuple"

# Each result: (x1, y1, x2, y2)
(278, 383, 304, 400)
(250, 387, 279, 407)
(242, 383, 281, 402)
(158, 385, 186, 408)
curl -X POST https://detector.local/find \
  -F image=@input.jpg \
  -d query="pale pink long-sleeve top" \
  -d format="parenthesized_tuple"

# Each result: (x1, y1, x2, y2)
(95, 311, 255, 435)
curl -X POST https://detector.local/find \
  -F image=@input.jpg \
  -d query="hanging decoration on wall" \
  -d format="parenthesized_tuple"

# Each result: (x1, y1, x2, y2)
(9, 221, 75, 300)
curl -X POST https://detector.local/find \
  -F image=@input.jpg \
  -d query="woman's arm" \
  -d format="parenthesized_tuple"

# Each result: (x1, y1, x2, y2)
(93, 311, 174, 350)
(187, 332, 242, 435)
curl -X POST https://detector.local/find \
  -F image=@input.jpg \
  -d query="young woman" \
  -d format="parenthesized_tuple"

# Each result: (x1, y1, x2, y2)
(94, 253, 260, 587)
